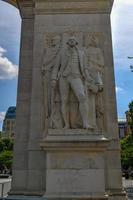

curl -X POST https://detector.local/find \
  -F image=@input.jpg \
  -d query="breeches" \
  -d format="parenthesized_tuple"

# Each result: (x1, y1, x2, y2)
(59, 76, 86, 102)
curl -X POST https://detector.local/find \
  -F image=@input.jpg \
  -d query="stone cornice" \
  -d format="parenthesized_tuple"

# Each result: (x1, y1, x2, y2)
(35, 0, 114, 14)
(18, 0, 114, 17)
(18, 0, 34, 18)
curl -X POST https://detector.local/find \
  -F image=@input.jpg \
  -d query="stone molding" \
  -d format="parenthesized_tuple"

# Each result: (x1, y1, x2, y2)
(18, 0, 114, 18)
(17, 0, 34, 18)
(43, 193, 109, 200)
(40, 129, 109, 151)
(35, 0, 112, 14)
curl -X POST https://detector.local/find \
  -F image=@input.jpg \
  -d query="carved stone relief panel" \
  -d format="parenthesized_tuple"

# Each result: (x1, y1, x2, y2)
(41, 32, 105, 131)
(83, 33, 105, 131)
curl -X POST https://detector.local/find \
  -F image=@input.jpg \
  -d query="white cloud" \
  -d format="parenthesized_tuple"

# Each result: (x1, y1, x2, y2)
(0, 47, 6, 56)
(0, 46, 18, 80)
(0, 112, 6, 122)
(115, 86, 124, 93)
(117, 0, 133, 6)
(111, 0, 133, 71)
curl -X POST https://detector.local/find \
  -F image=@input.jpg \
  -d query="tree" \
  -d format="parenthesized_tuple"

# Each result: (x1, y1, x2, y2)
(121, 133, 133, 169)
(120, 101, 133, 169)
(0, 136, 13, 152)
(2, 138, 13, 151)
(128, 101, 133, 132)
(0, 137, 5, 152)
(0, 136, 14, 173)
(0, 151, 13, 170)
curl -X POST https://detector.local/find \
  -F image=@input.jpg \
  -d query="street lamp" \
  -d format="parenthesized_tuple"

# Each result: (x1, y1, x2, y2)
(128, 57, 133, 72)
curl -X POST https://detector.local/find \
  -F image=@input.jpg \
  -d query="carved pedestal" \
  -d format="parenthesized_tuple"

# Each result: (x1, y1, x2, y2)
(41, 130, 108, 200)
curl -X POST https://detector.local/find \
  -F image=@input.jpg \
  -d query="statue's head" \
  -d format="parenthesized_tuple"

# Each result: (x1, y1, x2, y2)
(66, 36, 78, 48)
(51, 35, 61, 47)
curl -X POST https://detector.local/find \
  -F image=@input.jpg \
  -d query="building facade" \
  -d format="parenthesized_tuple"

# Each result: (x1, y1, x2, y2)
(2, 107, 16, 138)
(118, 118, 128, 138)
(118, 112, 132, 138)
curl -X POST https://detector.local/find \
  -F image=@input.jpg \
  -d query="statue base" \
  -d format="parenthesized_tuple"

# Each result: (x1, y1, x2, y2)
(40, 129, 109, 200)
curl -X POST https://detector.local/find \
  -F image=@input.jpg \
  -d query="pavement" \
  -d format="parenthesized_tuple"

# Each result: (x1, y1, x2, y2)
(0, 178, 133, 199)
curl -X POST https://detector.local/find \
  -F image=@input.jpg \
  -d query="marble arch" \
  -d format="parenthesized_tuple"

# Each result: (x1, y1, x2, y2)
(2, 0, 127, 200)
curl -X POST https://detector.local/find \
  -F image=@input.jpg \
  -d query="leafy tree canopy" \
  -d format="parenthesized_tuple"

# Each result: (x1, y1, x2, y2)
(128, 101, 133, 132)
(121, 133, 133, 168)
(0, 151, 13, 169)
(0, 136, 13, 153)
(0, 136, 14, 172)
(121, 101, 133, 169)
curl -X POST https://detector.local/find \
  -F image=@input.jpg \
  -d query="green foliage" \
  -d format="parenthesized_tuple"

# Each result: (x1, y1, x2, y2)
(0, 137, 13, 153)
(0, 136, 14, 171)
(2, 138, 14, 151)
(121, 132, 133, 168)
(0, 151, 13, 169)
(121, 100, 133, 169)
(128, 101, 133, 132)
(0, 139, 4, 152)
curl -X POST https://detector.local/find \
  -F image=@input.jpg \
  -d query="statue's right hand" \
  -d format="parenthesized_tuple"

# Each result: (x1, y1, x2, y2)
(51, 80, 57, 88)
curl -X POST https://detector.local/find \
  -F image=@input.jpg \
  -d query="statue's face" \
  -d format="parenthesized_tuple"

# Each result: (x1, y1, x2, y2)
(67, 38, 78, 48)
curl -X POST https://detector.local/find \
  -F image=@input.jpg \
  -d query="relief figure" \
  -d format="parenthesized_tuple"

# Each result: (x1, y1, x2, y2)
(42, 34, 104, 131)
(42, 35, 62, 128)
(51, 36, 101, 129)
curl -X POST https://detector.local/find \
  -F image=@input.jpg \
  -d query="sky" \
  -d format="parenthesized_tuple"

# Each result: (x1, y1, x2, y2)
(0, 0, 133, 130)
